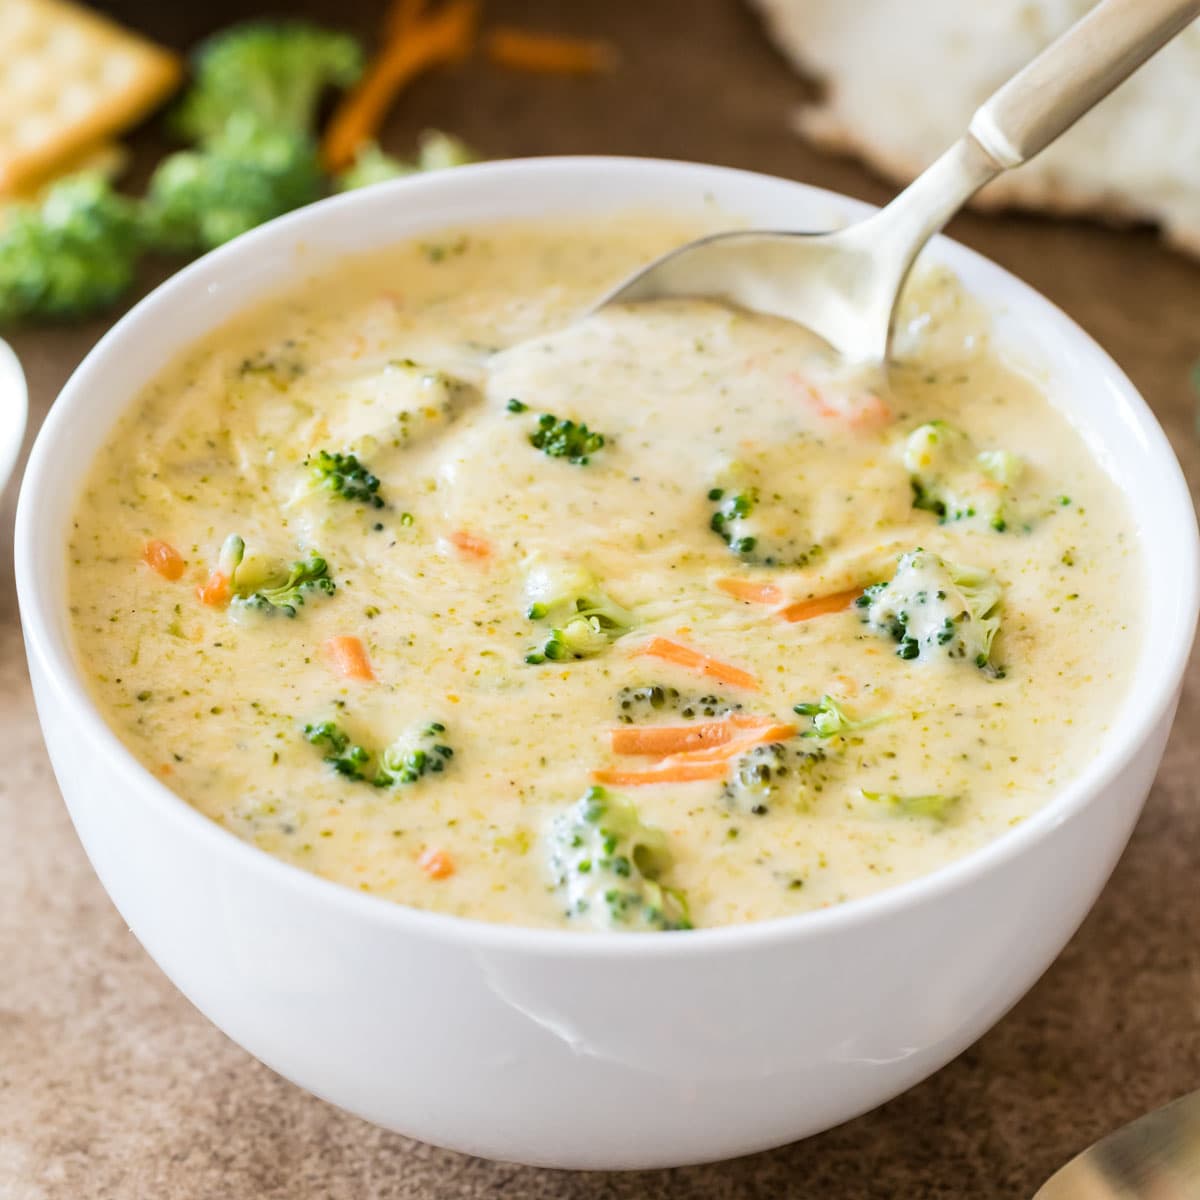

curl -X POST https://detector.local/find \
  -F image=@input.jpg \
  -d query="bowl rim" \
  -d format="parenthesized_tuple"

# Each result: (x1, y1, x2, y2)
(16, 155, 1200, 958)
(0, 336, 27, 497)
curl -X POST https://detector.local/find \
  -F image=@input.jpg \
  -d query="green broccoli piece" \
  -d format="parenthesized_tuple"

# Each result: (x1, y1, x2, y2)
(335, 130, 477, 191)
(143, 117, 323, 253)
(374, 722, 454, 786)
(304, 720, 371, 780)
(414, 130, 477, 171)
(235, 553, 335, 617)
(0, 173, 142, 323)
(307, 450, 383, 508)
(546, 787, 691, 931)
(903, 421, 1025, 533)
(172, 21, 363, 142)
(857, 549, 1004, 676)
(335, 142, 413, 192)
(521, 561, 634, 663)
(304, 719, 453, 787)
(219, 535, 336, 617)
(526, 412, 606, 464)
(862, 791, 961, 824)
(794, 695, 889, 739)
(706, 468, 821, 567)
(721, 741, 831, 816)
(707, 486, 760, 558)
(616, 685, 740, 724)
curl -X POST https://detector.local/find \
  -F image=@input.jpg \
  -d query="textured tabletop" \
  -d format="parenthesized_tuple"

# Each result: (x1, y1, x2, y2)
(2, 1, 1198, 1196)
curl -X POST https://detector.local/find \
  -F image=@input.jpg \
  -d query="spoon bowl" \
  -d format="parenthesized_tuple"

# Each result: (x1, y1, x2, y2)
(599, 0, 1200, 361)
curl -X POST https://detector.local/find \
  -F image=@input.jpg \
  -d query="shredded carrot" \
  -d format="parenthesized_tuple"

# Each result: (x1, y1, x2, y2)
(593, 761, 730, 786)
(715, 577, 784, 606)
(485, 27, 618, 75)
(632, 636, 759, 691)
(384, 0, 427, 41)
(778, 587, 862, 623)
(142, 539, 185, 581)
(845, 393, 893, 430)
(597, 720, 796, 785)
(790, 374, 839, 421)
(322, 0, 479, 171)
(610, 714, 774, 757)
(449, 529, 491, 560)
(418, 847, 455, 878)
(788, 372, 893, 431)
(197, 571, 231, 607)
(662, 722, 797, 764)
(322, 635, 375, 682)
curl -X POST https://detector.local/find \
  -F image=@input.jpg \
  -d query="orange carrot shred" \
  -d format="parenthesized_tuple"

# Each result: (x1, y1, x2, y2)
(596, 721, 796, 785)
(593, 761, 730, 786)
(323, 635, 376, 682)
(485, 27, 618, 75)
(322, 0, 479, 171)
(142, 539, 185, 581)
(715, 577, 784, 606)
(610, 715, 773, 757)
(632, 637, 759, 691)
(846, 393, 893, 430)
(418, 847, 455, 878)
(449, 529, 491, 560)
(197, 571, 231, 608)
(384, 0, 427, 40)
(778, 587, 862, 624)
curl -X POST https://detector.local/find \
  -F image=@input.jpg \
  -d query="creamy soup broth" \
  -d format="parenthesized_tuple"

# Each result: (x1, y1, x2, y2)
(68, 215, 1139, 931)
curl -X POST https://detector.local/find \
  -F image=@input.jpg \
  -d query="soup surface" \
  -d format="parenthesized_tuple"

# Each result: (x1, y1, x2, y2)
(69, 214, 1139, 931)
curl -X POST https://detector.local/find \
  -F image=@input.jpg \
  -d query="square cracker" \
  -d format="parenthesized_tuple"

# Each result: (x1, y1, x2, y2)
(0, 0, 181, 197)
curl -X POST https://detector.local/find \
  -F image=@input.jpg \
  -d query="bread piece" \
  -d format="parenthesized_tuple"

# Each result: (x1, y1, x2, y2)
(0, 0, 180, 197)
(751, 0, 1200, 256)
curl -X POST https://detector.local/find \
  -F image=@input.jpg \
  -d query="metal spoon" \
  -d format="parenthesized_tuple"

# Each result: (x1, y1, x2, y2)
(1034, 1089, 1200, 1198)
(598, 0, 1200, 362)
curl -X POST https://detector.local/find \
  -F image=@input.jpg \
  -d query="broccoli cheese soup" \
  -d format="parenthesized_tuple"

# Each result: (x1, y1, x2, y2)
(67, 215, 1140, 931)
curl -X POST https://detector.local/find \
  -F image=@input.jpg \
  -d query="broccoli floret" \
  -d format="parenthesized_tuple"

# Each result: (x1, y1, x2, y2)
(707, 486, 760, 558)
(304, 719, 453, 787)
(616, 685, 741, 724)
(706, 470, 821, 567)
(335, 142, 412, 191)
(546, 787, 691, 931)
(522, 562, 633, 663)
(721, 741, 831, 816)
(172, 21, 363, 142)
(235, 552, 334, 617)
(414, 130, 477, 171)
(903, 421, 1025, 532)
(143, 117, 323, 253)
(219, 536, 335, 617)
(374, 722, 454, 786)
(526, 412, 606, 464)
(794, 695, 889, 739)
(304, 720, 371, 779)
(335, 129, 476, 191)
(857, 549, 1003, 675)
(0, 173, 142, 322)
(862, 791, 960, 824)
(307, 450, 383, 508)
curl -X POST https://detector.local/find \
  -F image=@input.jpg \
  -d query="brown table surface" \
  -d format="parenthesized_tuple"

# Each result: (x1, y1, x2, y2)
(3, 1, 1199, 1196)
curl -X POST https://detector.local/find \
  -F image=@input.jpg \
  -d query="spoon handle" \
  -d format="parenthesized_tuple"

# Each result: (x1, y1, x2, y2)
(969, 0, 1200, 169)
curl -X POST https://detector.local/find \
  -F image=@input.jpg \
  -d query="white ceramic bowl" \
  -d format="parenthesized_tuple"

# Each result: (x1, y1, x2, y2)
(15, 159, 1199, 1170)
(0, 336, 27, 497)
